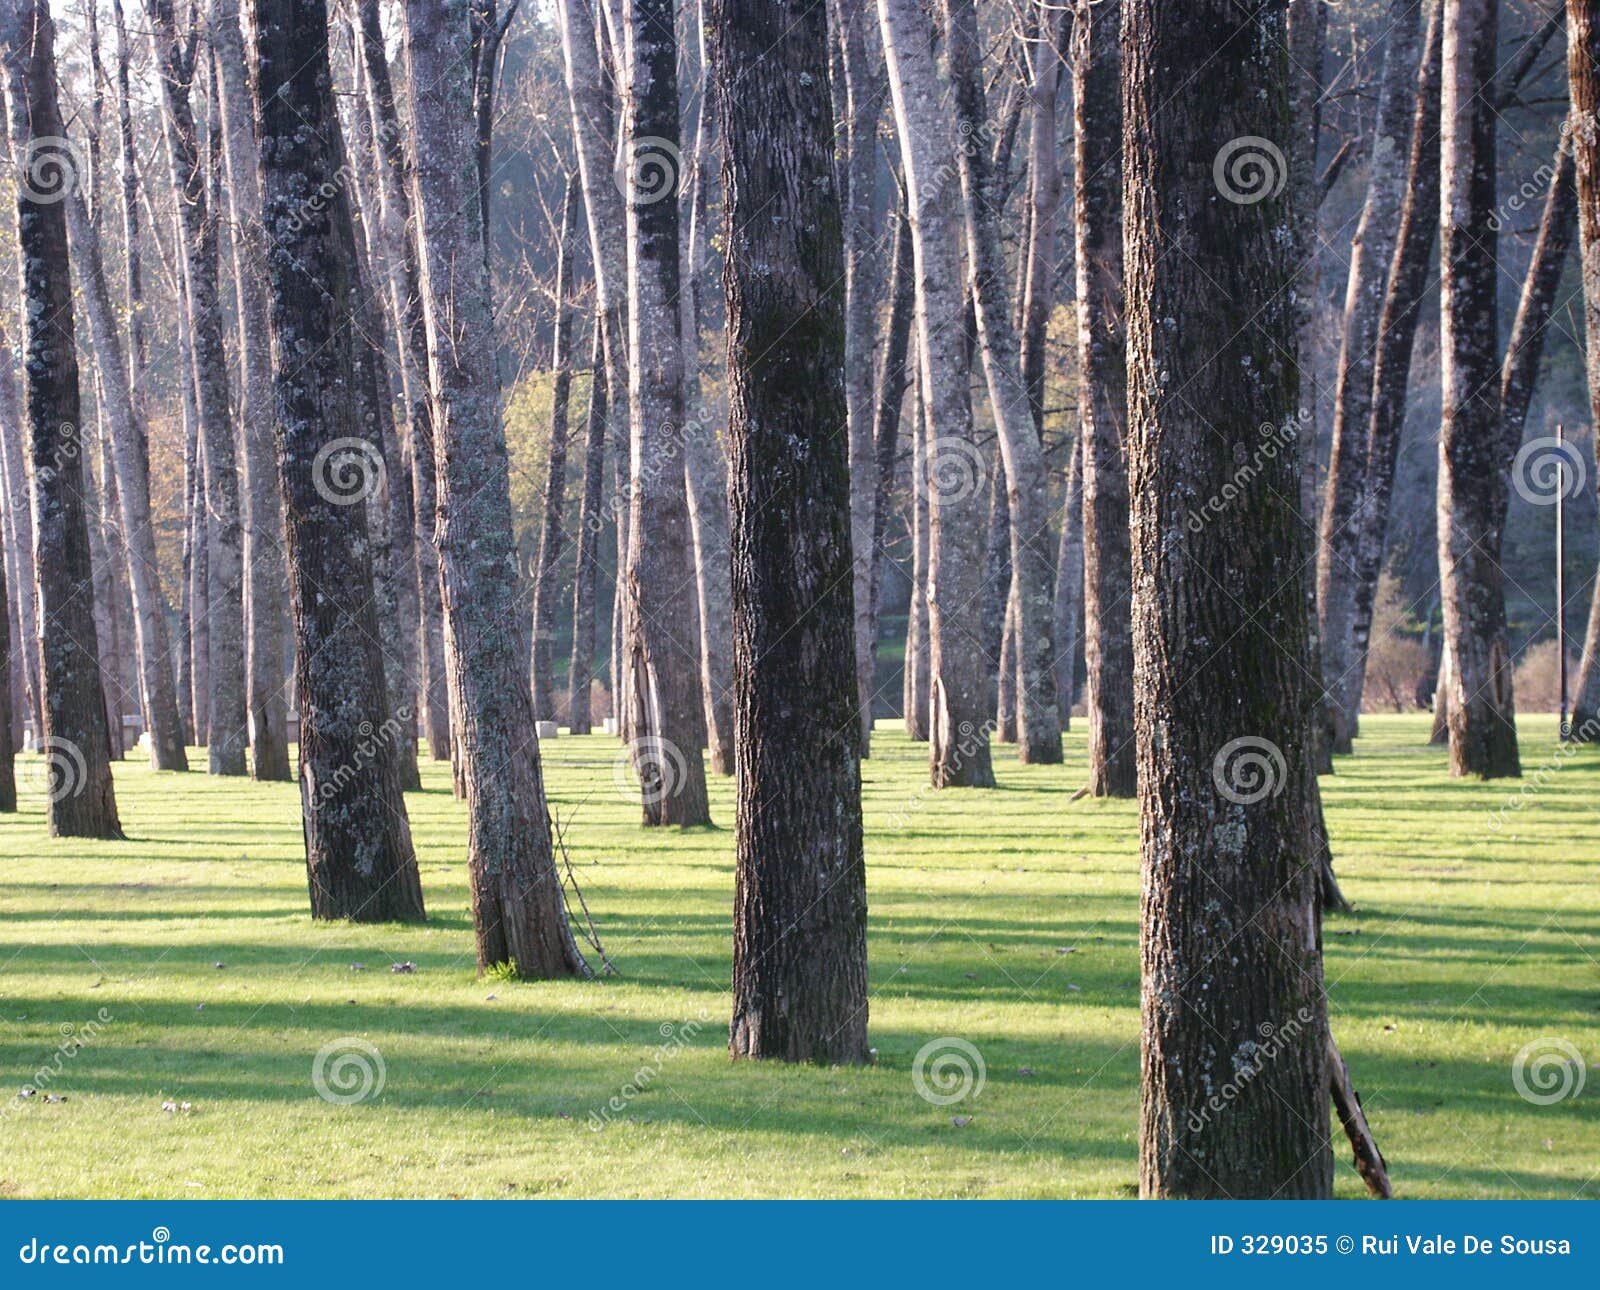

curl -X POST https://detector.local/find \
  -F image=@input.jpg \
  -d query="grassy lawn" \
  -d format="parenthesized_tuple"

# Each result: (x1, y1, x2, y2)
(0, 714, 1595, 1199)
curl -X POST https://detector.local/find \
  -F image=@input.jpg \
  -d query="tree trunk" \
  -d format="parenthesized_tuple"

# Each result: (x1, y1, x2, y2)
(0, 503, 12, 808)
(1438, 0, 1520, 779)
(402, 0, 590, 974)
(903, 351, 930, 741)
(0, 0, 122, 838)
(568, 318, 607, 734)
(879, 0, 995, 788)
(713, 0, 870, 1065)
(1568, 0, 1600, 737)
(1020, 1, 1063, 434)
(1072, 0, 1135, 796)
(1054, 435, 1084, 717)
(619, 0, 713, 824)
(0, 354, 41, 739)
(1123, 0, 1333, 1198)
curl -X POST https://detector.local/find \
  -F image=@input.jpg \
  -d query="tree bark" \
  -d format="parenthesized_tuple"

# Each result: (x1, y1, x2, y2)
(567, 317, 607, 733)
(0, 0, 122, 838)
(1124, 0, 1333, 1198)
(879, 0, 995, 788)
(1438, 0, 1520, 779)
(0, 501, 12, 808)
(1054, 434, 1084, 717)
(0, 317, 44, 737)
(713, 0, 870, 1065)
(1568, 0, 1600, 736)
(903, 350, 930, 741)
(402, 0, 590, 974)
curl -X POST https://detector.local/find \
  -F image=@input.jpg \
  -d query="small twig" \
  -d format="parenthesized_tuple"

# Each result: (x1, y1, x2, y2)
(1328, 1032, 1393, 1198)
(553, 802, 617, 976)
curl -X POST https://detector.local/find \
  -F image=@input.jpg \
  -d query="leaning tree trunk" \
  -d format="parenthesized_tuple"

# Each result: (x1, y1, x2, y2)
(1565, 0, 1600, 737)
(1316, 0, 1422, 754)
(149, 0, 248, 777)
(879, 0, 995, 788)
(62, 189, 188, 772)
(1438, 0, 1520, 779)
(567, 318, 607, 733)
(0, 0, 122, 838)
(1123, 0, 1333, 1198)
(619, 0, 713, 824)
(714, 0, 870, 1066)
(402, 0, 591, 975)
(1072, 0, 1135, 796)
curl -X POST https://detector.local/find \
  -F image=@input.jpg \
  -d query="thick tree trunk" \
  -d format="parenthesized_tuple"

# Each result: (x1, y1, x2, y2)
(1438, 0, 1520, 779)
(402, 0, 590, 974)
(1, 0, 122, 838)
(879, 0, 994, 788)
(713, 0, 870, 1065)
(1568, 0, 1600, 737)
(619, 0, 713, 824)
(568, 318, 607, 733)
(1124, 0, 1333, 1198)
(1071, 0, 1134, 796)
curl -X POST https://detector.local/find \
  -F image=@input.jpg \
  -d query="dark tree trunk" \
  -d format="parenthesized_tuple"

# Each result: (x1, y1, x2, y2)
(1437, 0, 1519, 779)
(252, 0, 425, 922)
(713, 0, 870, 1065)
(567, 317, 607, 734)
(1123, 0, 1333, 1198)
(1568, 0, 1600, 736)
(402, 0, 590, 976)
(1072, 0, 1135, 797)
(0, 0, 122, 838)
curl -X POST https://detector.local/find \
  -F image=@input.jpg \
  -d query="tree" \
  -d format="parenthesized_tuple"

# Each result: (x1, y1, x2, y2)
(1123, 0, 1333, 1196)
(0, 511, 13, 810)
(1437, 0, 1520, 779)
(878, 0, 995, 788)
(567, 317, 607, 733)
(402, 0, 590, 975)
(619, 0, 713, 824)
(0, 0, 122, 839)
(712, 0, 870, 1065)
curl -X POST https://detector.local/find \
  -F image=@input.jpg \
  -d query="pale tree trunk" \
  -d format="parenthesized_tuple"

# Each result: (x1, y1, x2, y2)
(1316, 0, 1422, 754)
(0, 331, 42, 735)
(531, 172, 579, 724)
(402, 0, 591, 974)
(1568, 0, 1600, 736)
(1124, 0, 1333, 1197)
(86, 420, 124, 759)
(0, 505, 12, 807)
(620, 0, 713, 823)
(212, 0, 290, 782)
(942, 0, 1062, 765)
(149, 0, 248, 776)
(879, 0, 995, 788)
(0, 0, 122, 838)
(714, 0, 870, 1065)
(903, 350, 930, 741)
(62, 188, 188, 771)
(1054, 435, 1084, 716)
(1438, 0, 1519, 779)
(1072, 0, 1134, 795)
(567, 318, 607, 733)
(1019, 0, 1063, 433)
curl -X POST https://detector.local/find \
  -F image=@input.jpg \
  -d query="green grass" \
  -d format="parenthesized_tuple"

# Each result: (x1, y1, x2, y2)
(0, 714, 1595, 1199)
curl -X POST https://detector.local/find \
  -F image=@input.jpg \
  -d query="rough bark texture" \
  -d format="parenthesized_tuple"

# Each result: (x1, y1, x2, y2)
(1019, 1, 1064, 435)
(0, 351, 41, 738)
(214, 0, 291, 782)
(879, 0, 994, 788)
(0, 510, 12, 808)
(713, 0, 870, 1065)
(1569, 0, 1600, 736)
(1, 0, 122, 838)
(1438, 0, 1520, 779)
(567, 318, 607, 733)
(402, 0, 590, 975)
(903, 355, 930, 741)
(1072, 0, 1134, 796)
(1316, 0, 1421, 754)
(1123, 0, 1333, 1198)
(1054, 435, 1084, 715)
(620, 0, 713, 824)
